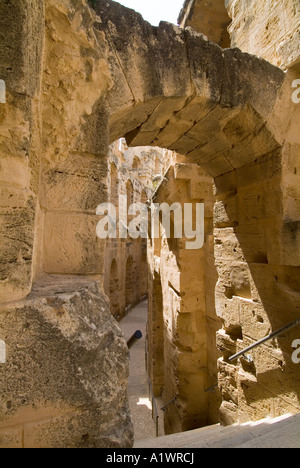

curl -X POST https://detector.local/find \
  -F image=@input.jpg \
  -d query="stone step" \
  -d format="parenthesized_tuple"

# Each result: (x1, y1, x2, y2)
(134, 413, 300, 448)
(238, 414, 300, 448)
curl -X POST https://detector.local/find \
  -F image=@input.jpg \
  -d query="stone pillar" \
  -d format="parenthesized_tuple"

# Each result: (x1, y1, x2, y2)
(148, 161, 220, 433)
(215, 80, 300, 423)
(0, 0, 44, 303)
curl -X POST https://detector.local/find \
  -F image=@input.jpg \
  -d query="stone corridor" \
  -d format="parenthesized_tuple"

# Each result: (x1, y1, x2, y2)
(120, 301, 165, 441)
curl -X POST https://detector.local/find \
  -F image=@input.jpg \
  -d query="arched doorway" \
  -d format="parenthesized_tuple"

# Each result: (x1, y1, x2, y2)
(126, 179, 134, 213)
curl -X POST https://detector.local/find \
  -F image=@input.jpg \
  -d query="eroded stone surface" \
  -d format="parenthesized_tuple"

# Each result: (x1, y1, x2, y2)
(0, 276, 133, 448)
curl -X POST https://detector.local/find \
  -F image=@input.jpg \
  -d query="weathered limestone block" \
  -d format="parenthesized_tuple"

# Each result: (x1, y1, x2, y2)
(214, 228, 245, 263)
(0, 199, 36, 303)
(92, 0, 285, 180)
(0, 0, 44, 302)
(43, 213, 105, 275)
(216, 329, 237, 358)
(214, 197, 239, 229)
(226, 0, 300, 70)
(238, 298, 272, 341)
(0, 0, 44, 96)
(218, 357, 239, 425)
(0, 276, 133, 448)
(215, 291, 240, 333)
(42, 0, 112, 160)
(178, 0, 231, 47)
(42, 154, 108, 213)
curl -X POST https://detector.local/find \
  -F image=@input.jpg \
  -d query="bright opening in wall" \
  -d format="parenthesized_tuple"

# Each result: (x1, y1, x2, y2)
(116, 0, 184, 26)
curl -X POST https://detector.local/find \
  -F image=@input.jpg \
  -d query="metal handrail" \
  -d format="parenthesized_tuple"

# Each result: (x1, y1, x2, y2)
(161, 397, 177, 412)
(204, 317, 300, 392)
(148, 378, 159, 438)
(205, 384, 218, 393)
(228, 317, 300, 362)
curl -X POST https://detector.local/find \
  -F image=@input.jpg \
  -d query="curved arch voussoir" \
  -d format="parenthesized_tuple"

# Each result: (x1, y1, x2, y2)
(94, 0, 285, 176)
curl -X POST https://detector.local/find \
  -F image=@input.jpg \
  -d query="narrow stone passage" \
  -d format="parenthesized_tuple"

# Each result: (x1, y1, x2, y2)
(120, 301, 165, 441)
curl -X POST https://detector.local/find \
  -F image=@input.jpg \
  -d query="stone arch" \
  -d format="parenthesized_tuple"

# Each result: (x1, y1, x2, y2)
(93, 0, 285, 179)
(91, 0, 300, 427)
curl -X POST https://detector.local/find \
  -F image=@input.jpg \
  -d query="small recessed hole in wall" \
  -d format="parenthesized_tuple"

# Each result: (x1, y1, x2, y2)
(224, 287, 235, 299)
(226, 324, 243, 341)
(256, 315, 264, 323)
(295, 168, 297, 175)
(253, 253, 268, 264)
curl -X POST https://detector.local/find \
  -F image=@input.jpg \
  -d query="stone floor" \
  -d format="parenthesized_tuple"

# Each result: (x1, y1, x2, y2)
(134, 413, 300, 448)
(120, 301, 165, 441)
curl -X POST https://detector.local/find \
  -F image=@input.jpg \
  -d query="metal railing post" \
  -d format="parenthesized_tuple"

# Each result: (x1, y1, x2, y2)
(229, 318, 300, 363)
(148, 378, 160, 438)
(204, 317, 300, 392)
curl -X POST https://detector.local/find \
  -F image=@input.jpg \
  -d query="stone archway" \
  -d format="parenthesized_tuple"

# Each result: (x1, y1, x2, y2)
(91, 0, 300, 428)
(93, 0, 285, 176)
(1, 0, 299, 448)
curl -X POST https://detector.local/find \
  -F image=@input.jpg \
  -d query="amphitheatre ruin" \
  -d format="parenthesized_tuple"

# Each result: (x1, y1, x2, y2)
(0, 0, 300, 448)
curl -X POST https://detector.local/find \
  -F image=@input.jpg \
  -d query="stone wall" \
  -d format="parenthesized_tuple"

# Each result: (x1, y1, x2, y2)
(226, 0, 300, 70)
(0, 0, 133, 448)
(215, 75, 300, 424)
(147, 156, 222, 434)
(38, 0, 112, 280)
(104, 140, 169, 320)
(178, 0, 231, 47)
(174, 0, 300, 428)
(0, 0, 44, 303)
(0, 277, 133, 448)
